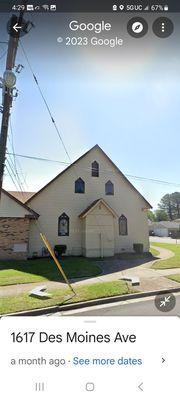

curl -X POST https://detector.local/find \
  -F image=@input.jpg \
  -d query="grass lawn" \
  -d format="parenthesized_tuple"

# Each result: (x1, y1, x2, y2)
(150, 247, 160, 257)
(151, 242, 179, 269)
(167, 274, 180, 283)
(0, 280, 132, 315)
(0, 257, 102, 286)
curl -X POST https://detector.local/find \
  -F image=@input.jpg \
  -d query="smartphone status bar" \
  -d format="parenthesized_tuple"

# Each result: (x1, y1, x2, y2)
(0, 0, 180, 13)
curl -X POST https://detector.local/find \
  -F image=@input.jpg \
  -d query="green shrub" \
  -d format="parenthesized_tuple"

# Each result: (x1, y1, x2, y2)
(54, 245, 67, 257)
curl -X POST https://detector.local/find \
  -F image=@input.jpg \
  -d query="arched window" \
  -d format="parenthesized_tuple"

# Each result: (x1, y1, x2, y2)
(92, 161, 99, 177)
(58, 213, 69, 236)
(75, 178, 85, 193)
(105, 180, 114, 195)
(119, 215, 128, 236)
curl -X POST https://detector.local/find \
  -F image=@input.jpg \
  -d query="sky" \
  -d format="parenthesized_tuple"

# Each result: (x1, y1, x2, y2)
(0, 12, 180, 209)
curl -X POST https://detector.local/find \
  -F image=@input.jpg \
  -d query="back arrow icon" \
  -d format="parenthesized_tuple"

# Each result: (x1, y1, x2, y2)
(13, 23, 22, 32)
(138, 382, 144, 392)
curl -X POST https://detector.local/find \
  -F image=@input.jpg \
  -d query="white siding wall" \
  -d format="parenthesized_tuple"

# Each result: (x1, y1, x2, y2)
(27, 147, 149, 257)
(0, 192, 31, 217)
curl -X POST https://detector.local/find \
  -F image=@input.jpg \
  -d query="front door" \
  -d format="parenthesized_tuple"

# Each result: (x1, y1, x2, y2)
(85, 207, 115, 258)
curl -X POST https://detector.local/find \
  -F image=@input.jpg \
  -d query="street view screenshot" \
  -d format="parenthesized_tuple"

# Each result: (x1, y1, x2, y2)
(0, 0, 180, 398)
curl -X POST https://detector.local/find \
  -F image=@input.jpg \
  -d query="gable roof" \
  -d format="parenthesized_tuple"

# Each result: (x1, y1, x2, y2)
(2, 189, 39, 219)
(149, 220, 180, 229)
(79, 198, 118, 219)
(8, 191, 36, 203)
(26, 145, 152, 209)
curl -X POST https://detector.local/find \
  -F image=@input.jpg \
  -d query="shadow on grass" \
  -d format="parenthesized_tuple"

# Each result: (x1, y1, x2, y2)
(0, 257, 102, 285)
(0, 253, 160, 287)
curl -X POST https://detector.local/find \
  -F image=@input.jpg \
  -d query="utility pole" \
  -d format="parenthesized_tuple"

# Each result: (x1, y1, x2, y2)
(0, 12, 25, 199)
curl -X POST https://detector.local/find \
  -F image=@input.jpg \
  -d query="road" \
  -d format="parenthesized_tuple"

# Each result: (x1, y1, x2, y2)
(150, 236, 180, 244)
(57, 293, 180, 317)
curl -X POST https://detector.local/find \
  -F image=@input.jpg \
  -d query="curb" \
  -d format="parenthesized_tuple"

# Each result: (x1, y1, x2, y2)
(3, 286, 180, 317)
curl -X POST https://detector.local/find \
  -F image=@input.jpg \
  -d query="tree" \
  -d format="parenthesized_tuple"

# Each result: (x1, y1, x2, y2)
(147, 210, 156, 221)
(171, 192, 180, 219)
(158, 192, 180, 220)
(154, 209, 168, 222)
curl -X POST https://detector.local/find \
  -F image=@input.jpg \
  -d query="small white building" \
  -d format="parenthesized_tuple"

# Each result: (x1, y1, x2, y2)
(0, 145, 152, 259)
(24, 145, 151, 258)
(149, 221, 180, 237)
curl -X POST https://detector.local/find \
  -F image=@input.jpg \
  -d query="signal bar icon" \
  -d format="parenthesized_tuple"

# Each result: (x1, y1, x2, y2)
(144, 5, 149, 11)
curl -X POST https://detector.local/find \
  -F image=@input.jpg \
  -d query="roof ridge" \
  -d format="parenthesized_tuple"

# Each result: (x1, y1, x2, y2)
(25, 144, 152, 209)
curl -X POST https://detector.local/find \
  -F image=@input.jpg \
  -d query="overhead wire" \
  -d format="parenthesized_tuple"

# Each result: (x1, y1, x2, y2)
(20, 41, 117, 259)
(7, 152, 69, 166)
(15, 39, 179, 278)
(6, 157, 24, 192)
(6, 151, 180, 188)
(20, 41, 72, 165)
(9, 42, 77, 294)
(6, 123, 28, 202)
(6, 153, 28, 201)
(5, 164, 22, 194)
(9, 117, 29, 190)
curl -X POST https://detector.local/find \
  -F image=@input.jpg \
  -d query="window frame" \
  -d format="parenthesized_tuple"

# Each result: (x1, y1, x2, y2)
(91, 161, 99, 177)
(58, 213, 69, 236)
(75, 177, 85, 194)
(105, 180, 114, 195)
(119, 215, 128, 236)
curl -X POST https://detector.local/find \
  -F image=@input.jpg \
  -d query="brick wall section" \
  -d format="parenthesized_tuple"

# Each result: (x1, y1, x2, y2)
(0, 217, 30, 260)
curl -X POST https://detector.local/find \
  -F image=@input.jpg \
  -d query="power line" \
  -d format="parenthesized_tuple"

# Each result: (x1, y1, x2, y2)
(6, 124, 28, 199)
(8, 125, 23, 190)
(20, 41, 72, 165)
(6, 150, 27, 197)
(7, 137, 27, 195)
(125, 175, 180, 187)
(6, 157, 26, 195)
(6, 151, 180, 187)
(7, 151, 69, 165)
(9, 118, 28, 190)
(6, 157, 29, 203)
(19, 43, 119, 247)
(5, 164, 22, 194)
(6, 46, 180, 190)
(18, 42, 179, 251)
